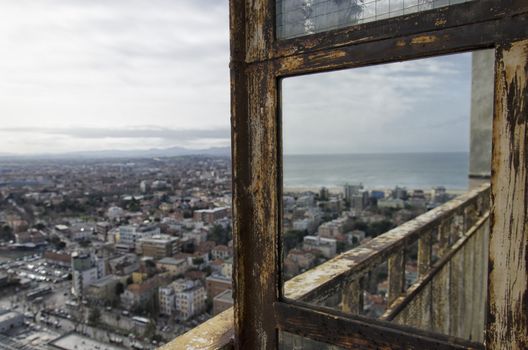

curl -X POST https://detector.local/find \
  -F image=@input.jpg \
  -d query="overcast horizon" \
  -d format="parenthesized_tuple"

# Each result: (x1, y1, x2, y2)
(1, 1, 472, 156)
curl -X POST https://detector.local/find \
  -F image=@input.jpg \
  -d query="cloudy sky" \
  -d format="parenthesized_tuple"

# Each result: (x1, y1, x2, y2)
(0, 0, 230, 155)
(283, 53, 472, 154)
(0, 1, 472, 155)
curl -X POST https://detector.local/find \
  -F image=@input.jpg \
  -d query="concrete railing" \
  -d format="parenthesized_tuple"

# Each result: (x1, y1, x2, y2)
(164, 184, 490, 349)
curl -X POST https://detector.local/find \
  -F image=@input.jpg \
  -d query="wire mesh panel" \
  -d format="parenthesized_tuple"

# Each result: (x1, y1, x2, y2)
(277, 0, 473, 40)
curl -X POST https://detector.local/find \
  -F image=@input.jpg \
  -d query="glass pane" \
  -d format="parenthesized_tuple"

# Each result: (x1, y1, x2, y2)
(281, 51, 493, 343)
(277, 0, 475, 40)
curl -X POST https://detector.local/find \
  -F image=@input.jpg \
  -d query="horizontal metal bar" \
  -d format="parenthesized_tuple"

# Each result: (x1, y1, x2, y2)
(381, 211, 490, 321)
(271, 12, 528, 78)
(270, 0, 528, 61)
(275, 301, 484, 349)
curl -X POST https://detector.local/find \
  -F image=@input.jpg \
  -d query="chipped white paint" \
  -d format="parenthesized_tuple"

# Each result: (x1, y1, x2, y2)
(160, 308, 234, 350)
(488, 39, 528, 350)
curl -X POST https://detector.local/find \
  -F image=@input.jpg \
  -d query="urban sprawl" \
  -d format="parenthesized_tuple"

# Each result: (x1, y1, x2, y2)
(0, 156, 455, 350)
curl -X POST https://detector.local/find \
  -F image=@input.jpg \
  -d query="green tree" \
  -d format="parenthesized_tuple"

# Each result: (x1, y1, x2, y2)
(143, 320, 156, 340)
(207, 224, 231, 245)
(128, 197, 141, 212)
(0, 225, 14, 242)
(88, 307, 101, 326)
(33, 223, 46, 230)
(193, 257, 204, 265)
(336, 241, 348, 253)
(367, 220, 394, 237)
(115, 282, 125, 296)
(283, 230, 307, 253)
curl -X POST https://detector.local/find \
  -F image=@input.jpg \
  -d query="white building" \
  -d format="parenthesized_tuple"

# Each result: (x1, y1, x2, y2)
(175, 281, 206, 321)
(106, 206, 124, 221)
(318, 217, 347, 238)
(303, 235, 337, 259)
(71, 252, 106, 297)
(118, 224, 160, 250)
(157, 257, 188, 275)
(158, 286, 176, 316)
(158, 280, 206, 320)
(222, 258, 233, 279)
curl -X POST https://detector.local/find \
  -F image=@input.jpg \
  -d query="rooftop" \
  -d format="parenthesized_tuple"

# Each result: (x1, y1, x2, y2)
(49, 332, 122, 350)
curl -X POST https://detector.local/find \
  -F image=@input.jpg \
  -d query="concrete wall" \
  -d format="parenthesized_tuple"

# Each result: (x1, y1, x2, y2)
(469, 49, 495, 181)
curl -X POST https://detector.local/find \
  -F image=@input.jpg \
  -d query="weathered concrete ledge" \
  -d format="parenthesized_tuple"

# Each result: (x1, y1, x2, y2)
(159, 309, 234, 350)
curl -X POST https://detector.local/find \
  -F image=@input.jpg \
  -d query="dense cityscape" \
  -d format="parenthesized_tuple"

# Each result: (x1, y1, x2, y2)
(0, 156, 456, 350)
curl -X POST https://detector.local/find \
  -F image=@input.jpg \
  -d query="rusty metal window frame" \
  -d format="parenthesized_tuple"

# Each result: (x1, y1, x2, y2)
(230, 0, 528, 348)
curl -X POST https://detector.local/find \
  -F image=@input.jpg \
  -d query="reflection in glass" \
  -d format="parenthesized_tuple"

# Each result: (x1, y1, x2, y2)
(281, 52, 491, 343)
(277, 0, 474, 40)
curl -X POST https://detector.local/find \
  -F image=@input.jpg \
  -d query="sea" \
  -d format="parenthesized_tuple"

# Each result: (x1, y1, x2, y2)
(283, 152, 469, 191)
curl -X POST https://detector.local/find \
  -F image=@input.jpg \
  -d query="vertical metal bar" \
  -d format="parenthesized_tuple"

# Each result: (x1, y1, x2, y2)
(388, 249, 406, 305)
(462, 232, 475, 340)
(438, 219, 451, 257)
(418, 230, 432, 277)
(488, 39, 528, 349)
(432, 261, 450, 335)
(449, 243, 465, 338)
(231, 0, 279, 348)
(341, 277, 364, 315)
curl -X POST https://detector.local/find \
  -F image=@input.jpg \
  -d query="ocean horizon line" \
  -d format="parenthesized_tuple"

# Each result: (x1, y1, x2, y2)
(284, 151, 469, 156)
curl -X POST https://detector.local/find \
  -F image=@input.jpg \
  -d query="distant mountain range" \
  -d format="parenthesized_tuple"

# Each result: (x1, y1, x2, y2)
(0, 146, 231, 160)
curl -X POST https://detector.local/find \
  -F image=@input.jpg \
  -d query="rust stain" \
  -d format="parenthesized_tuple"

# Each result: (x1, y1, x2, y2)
(279, 56, 304, 73)
(308, 50, 347, 61)
(435, 18, 447, 26)
(411, 35, 438, 45)
(488, 39, 528, 350)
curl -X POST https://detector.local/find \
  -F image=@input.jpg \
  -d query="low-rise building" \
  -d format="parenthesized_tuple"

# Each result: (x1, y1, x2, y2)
(157, 257, 188, 275)
(71, 252, 106, 297)
(43, 251, 71, 268)
(303, 235, 337, 258)
(159, 285, 176, 316)
(137, 234, 181, 259)
(118, 224, 160, 251)
(174, 280, 206, 321)
(205, 274, 232, 299)
(211, 245, 232, 260)
(213, 289, 233, 316)
(121, 275, 169, 311)
(107, 253, 139, 276)
(96, 221, 111, 241)
(221, 258, 233, 279)
(193, 207, 230, 224)
(378, 198, 405, 209)
(159, 279, 206, 320)
(14, 229, 46, 246)
(85, 275, 121, 305)
(0, 310, 23, 333)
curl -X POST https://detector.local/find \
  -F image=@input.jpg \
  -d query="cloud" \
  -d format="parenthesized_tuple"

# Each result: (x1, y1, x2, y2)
(1, 126, 230, 141)
(282, 53, 472, 154)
